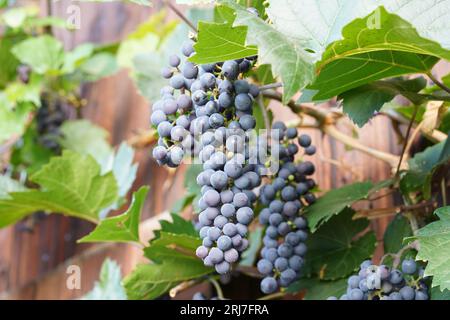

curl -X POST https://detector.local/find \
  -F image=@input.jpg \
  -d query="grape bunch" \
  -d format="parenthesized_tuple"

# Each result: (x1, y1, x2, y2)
(327, 259, 429, 300)
(151, 37, 259, 168)
(257, 123, 316, 294)
(35, 96, 72, 152)
(150, 35, 269, 274)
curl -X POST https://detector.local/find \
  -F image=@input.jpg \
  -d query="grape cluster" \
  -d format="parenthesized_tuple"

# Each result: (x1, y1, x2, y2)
(151, 37, 268, 274)
(151, 37, 259, 168)
(35, 97, 71, 152)
(327, 259, 429, 300)
(257, 123, 316, 294)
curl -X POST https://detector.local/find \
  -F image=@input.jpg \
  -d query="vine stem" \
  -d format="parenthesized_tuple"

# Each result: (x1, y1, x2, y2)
(262, 90, 401, 168)
(169, 280, 198, 298)
(164, 0, 197, 33)
(427, 72, 450, 95)
(258, 291, 286, 300)
(395, 104, 419, 177)
(257, 94, 271, 130)
(393, 240, 420, 268)
(209, 278, 225, 300)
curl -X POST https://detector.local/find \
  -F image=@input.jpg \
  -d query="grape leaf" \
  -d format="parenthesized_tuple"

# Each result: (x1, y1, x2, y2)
(189, 20, 258, 64)
(0, 32, 24, 89)
(60, 121, 138, 208)
(400, 139, 450, 198)
(305, 181, 373, 232)
(79, 186, 149, 244)
(414, 206, 450, 291)
(222, 1, 315, 103)
(305, 208, 377, 280)
(383, 214, 413, 254)
(287, 278, 347, 300)
(0, 175, 27, 199)
(83, 258, 127, 300)
(266, 0, 450, 60)
(0, 151, 118, 228)
(11, 35, 65, 74)
(430, 286, 450, 300)
(339, 77, 427, 127)
(0, 100, 33, 145)
(309, 8, 446, 100)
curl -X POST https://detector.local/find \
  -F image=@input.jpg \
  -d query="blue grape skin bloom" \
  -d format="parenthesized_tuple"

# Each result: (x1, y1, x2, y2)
(257, 124, 317, 294)
(327, 259, 429, 300)
(149, 36, 259, 168)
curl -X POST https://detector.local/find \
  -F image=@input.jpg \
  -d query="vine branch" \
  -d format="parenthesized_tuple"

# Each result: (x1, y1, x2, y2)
(262, 90, 401, 168)
(395, 104, 419, 176)
(164, 0, 197, 33)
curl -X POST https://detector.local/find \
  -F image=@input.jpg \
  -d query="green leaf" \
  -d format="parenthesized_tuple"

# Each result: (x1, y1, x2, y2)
(124, 256, 210, 300)
(383, 214, 413, 254)
(239, 226, 262, 267)
(414, 206, 450, 291)
(144, 231, 202, 263)
(0, 32, 24, 89)
(61, 43, 95, 74)
(0, 175, 27, 199)
(83, 258, 127, 300)
(305, 208, 377, 280)
(79, 186, 149, 244)
(153, 213, 198, 240)
(339, 77, 427, 127)
(0, 151, 118, 228)
(430, 286, 450, 300)
(11, 35, 65, 74)
(59, 120, 112, 169)
(125, 213, 211, 300)
(223, 1, 315, 103)
(400, 139, 450, 198)
(10, 124, 54, 174)
(305, 181, 373, 232)
(287, 278, 347, 300)
(309, 7, 449, 100)
(189, 20, 257, 64)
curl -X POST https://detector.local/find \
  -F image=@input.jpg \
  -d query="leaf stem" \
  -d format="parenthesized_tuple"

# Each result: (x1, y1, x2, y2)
(164, 1, 197, 33)
(259, 82, 283, 91)
(427, 72, 450, 95)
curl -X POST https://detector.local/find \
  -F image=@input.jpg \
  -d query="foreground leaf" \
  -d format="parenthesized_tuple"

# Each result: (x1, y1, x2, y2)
(83, 258, 127, 300)
(79, 186, 149, 244)
(414, 206, 450, 291)
(383, 214, 413, 254)
(339, 77, 427, 127)
(305, 208, 377, 280)
(190, 19, 257, 63)
(0, 151, 118, 227)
